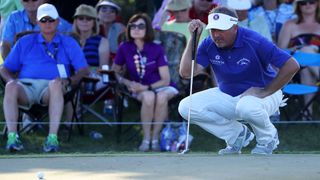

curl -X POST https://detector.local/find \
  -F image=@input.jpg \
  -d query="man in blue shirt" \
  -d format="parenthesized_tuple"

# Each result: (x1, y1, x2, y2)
(178, 6, 300, 155)
(0, 3, 89, 153)
(0, 0, 71, 59)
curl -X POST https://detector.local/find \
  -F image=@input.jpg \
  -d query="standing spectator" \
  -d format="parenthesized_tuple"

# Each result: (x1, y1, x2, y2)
(278, 0, 320, 119)
(0, 0, 71, 59)
(112, 13, 178, 152)
(227, 0, 272, 41)
(0, 3, 89, 152)
(178, 7, 299, 155)
(189, 0, 217, 24)
(96, 0, 125, 57)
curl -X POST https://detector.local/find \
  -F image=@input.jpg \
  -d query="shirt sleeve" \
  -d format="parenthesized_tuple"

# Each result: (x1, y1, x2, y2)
(196, 37, 211, 68)
(65, 37, 88, 71)
(1, 13, 16, 45)
(114, 43, 126, 66)
(3, 39, 22, 73)
(155, 44, 168, 67)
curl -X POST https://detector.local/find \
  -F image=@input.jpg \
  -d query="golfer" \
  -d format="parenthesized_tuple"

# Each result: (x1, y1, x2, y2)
(178, 6, 300, 155)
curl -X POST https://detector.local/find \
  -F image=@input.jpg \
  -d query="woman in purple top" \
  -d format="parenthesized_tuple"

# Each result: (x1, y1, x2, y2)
(113, 13, 178, 152)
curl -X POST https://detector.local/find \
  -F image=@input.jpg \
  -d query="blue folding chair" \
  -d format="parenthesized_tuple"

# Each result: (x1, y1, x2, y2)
(282, 51, 320, 120)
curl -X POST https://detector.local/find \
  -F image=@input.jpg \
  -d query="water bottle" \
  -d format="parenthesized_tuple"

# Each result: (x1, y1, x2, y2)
(160, 123, 175, 151)
(102, 65, 109, 83)
(89, 131, 103, 139)
(103, 100, 113, 115)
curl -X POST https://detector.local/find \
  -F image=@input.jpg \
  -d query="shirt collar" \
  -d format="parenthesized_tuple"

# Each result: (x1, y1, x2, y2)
(37, 33, 61, 44)
(232, 27, 244, 48)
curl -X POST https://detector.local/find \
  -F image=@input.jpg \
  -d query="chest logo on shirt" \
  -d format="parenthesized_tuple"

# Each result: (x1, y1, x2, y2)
(209, 55, 224, 65)
(236, 58, 251, 66)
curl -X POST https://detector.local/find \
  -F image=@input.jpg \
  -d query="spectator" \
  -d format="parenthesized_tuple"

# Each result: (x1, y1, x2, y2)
(0, 3, 89, 152)
(72, 4, 110, 89)
(189, 0, 217, 24)
(112, 13, 178, 152)
(276, 0, 296, 41)
(277, 0, 320, 118)
(162, 0, 209, 42)
(96, 0, 125, 57)
(0, 0, 71, 59)
(0, 0, 23, 37)
(227, 0, 272, 41)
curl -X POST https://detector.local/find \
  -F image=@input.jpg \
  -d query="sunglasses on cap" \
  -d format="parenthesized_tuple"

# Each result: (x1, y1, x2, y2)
(129, 23, 146, 30)
(77, 16, 95, 21)
(298, 0, 316, 6)
(22, 0, 38, 2)
(39, 17, 56, 23)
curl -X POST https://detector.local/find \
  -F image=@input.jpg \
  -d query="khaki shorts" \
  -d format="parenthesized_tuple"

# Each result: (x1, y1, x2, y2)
(18, 78, 50, 110)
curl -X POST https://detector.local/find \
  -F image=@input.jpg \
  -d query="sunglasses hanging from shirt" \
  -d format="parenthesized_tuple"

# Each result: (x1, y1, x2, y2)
(133, 50, 147, 81)
(42, 43, 68, 78)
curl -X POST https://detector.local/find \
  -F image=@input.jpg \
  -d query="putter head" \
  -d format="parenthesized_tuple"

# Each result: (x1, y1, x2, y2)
(179, 148, 190, 155)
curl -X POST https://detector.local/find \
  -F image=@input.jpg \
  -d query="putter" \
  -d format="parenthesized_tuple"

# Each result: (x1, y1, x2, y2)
(180, 28, 198, 155)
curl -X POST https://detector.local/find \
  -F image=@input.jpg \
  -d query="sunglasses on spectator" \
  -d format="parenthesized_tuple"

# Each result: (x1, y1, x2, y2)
(100, 6, 116, 13)
(77, 16, 95, 21)
(22, 0, 38, 2)
(129, 23, 146, 30)
(298, 0, 316, 6)
(39, 17, 56, 23)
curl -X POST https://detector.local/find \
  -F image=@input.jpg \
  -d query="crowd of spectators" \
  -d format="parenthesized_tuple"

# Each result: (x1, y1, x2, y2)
(0, 0, 319, 153)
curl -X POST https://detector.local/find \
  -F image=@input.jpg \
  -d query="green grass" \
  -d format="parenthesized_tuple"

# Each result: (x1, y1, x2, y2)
(0, 97, 320, 155)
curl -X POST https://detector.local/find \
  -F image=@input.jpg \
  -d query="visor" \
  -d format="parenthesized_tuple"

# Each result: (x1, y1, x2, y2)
(206, 13, 238, 30)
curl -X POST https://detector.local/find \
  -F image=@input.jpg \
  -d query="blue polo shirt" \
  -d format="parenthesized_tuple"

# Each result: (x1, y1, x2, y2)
(197, 27, 291, 96)
(1, 9, 72, 45)
(4, 33, 88, 80)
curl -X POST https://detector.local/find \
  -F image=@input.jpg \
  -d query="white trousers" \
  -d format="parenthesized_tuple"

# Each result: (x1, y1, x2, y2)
(178, 87, 283, 145)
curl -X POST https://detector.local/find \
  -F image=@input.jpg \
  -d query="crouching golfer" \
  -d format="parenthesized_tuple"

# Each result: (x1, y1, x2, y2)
(178, 6, 299, 155)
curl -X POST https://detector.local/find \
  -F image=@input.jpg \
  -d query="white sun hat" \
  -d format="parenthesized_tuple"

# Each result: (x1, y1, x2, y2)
(227, 0, 252, 10)
(37, 3, 59, 21)
(206, 13, 238, 30)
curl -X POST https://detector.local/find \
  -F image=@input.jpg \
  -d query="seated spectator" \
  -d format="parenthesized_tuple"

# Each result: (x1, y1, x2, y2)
(96, 0, 125, 57)
(0, 3, 89, 152)
(112, 13, 178, 152)
(0, 0, 71, 59)
(227, 0, 272, 41)
(0, 0, 23, 37)
(162, 0, 209, 42)
(189, 0, 217, 24)
(72, 4, 110, 90)
(277, 0, 320, 118)
(276, 0, 296, 41)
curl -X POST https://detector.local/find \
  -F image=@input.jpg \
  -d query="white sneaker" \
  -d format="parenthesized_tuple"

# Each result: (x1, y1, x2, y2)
(218, 125, 254, 155)
(251, 133, 279, 155)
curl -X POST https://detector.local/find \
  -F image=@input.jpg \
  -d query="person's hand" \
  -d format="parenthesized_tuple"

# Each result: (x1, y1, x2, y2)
(127, 81, 146, 93)
(188, 19, 205, 38)
(240, 87, 269, 99)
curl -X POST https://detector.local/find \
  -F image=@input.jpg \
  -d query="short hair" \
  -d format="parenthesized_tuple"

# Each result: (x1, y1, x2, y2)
(209, 6, 238, 19)
(126, 13, 154, 42)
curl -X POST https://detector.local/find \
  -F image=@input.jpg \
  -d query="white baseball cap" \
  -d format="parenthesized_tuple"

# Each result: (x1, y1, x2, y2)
(206, 13, 238, 30)
(37, 3, 59, 21)
(227, 0, 252, 10)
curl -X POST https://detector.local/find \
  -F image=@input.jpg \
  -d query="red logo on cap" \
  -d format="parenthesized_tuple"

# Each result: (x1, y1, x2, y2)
(213, 14, 219, 20)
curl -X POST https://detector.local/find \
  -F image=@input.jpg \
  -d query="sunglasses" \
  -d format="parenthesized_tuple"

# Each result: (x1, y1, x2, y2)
(77, 16, 95, 21)
(298, 0, 316, 5)
(39, 18, 56, 23)
(22, 0, 38, 2)
(129, 23, 146, 30)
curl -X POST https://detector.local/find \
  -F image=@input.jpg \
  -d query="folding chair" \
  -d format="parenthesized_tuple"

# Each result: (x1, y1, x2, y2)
(282, 51, 320, 120)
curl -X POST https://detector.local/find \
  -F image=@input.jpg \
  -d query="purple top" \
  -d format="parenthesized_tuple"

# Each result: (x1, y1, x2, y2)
(114, 41, 168, 85)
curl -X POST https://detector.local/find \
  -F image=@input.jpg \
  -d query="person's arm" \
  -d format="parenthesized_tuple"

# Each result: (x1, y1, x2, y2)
(0, 65, 16, 83)
(179, 19, 205, 78)
(277, 20, 294, 48)
(69, 67, 90, 87)
(242, 57, 300, 98)
(147, 66, 171, 90)
(98, 37, 110, 67)
(0, 40, 11, 59)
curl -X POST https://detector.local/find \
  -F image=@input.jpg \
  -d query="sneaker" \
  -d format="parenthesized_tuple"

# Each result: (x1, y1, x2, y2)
(6, 132, 24, 152)
(151, 140, 160, 152)
(251, 132, 279, 155)
(218, 125, 254, 155)
(43, 134, 59, 153)
(138, 140, 150, 152)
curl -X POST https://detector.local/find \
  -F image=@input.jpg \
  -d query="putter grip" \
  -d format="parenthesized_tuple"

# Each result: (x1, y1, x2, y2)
(192, 28, 198, 61)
